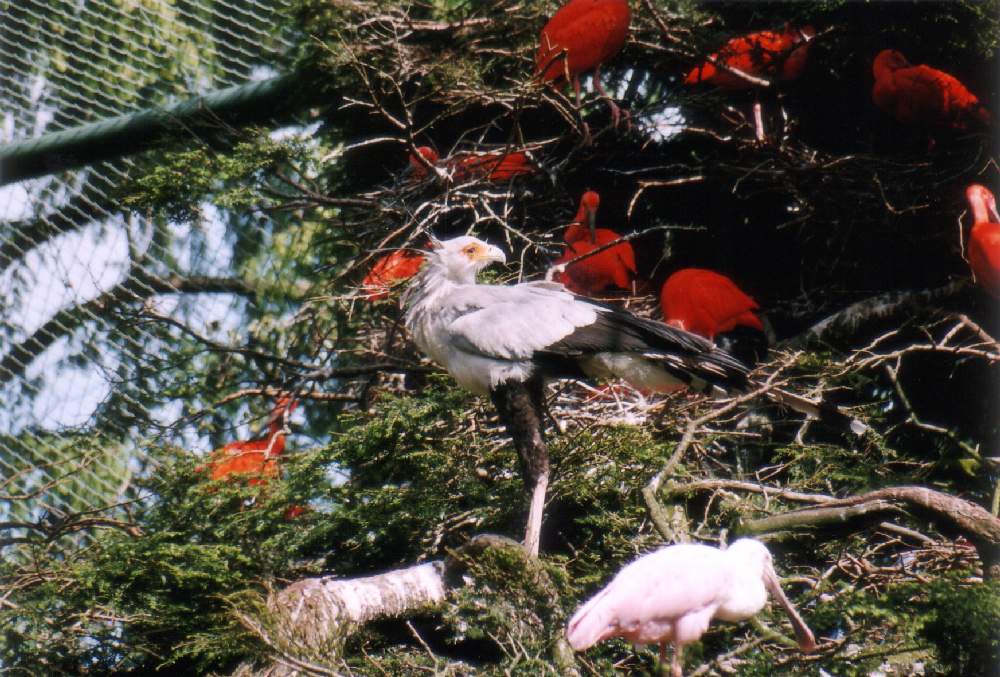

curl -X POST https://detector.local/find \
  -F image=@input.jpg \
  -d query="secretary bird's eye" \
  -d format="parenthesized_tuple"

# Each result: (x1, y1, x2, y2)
(463, 245, 478, 255)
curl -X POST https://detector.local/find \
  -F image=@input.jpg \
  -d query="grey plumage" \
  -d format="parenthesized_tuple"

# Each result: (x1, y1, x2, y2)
(402, 236, 863, 556)
(403, 236, 749, 397)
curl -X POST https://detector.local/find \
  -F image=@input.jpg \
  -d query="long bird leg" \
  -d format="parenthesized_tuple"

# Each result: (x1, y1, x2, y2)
(752, 101, 766, 143)
(671, 643, 684, 677)
(591, 64, 628, 129)
(570, 75, 592, 143)
(490, 378, 550, 558)
(656, 642, 668, 675)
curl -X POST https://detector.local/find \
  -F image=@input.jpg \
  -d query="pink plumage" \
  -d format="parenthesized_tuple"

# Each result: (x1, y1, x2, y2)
(567, 539, 815, 676)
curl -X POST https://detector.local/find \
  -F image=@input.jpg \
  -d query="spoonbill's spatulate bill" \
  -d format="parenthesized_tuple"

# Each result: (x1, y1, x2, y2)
(566, 539, 816, 677)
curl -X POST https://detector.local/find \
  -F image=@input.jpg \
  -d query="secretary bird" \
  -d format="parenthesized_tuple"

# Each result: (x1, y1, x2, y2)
(403, 236, 865, 556)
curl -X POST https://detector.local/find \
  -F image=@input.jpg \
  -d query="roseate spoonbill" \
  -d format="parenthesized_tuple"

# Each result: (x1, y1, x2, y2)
(362, 249, 426, 301)
(408, 146, 535, 183)
(566, 539, 817, 676)
(536, 0, 632, 127)
(205, 397, 298, 485)
(685, 24, 816, 89)
(554, 191, 637, 295)
(872, 49, 991, 131)
(965, 184, 1000, 297)
(660, 269, 764, 340)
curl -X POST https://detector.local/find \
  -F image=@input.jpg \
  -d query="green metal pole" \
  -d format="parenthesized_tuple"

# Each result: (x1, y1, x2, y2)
(0, 74, 302, 186)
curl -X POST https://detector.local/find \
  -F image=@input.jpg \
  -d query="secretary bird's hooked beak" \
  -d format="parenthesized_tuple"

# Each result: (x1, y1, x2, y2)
(763, 562, 817, 653)
(480, 244, 506, 265)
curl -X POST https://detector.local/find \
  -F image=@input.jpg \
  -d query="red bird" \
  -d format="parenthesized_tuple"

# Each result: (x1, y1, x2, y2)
(536, 0, 631, 126)
(660, 268, 763, 340)
(408, 146, 441, 180)
(554, 191, 637, 295)
(454, 151, 535, 182)
(685, 24, 816, 89)
(965, 184, 1000, 297)
(205, 397, 298, 485)
(362, 249, 426, 301)
(872, 49, 990, 131)
(408, 146, 535, 183)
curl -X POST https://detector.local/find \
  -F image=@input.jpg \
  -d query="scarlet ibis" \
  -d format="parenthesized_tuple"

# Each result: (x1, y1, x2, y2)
(566, 539, 816, 676)
(408, 146, 535, 183)
(685, 24, 816, 89)
(408, 146, 441, 180)
(536, 0, 632, 127)
(965, 184, 1000, 297)
(362, 249, 426, 301)
(554, 191, 637, 295)
(660, 268, 764, 340)
(454, 151, 535, 182)
(872, 49, 991, 131)
(206, 397, 298, 485)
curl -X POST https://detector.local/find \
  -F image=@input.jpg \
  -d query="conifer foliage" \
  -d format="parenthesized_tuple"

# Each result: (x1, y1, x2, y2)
(2, 1, 999, 674)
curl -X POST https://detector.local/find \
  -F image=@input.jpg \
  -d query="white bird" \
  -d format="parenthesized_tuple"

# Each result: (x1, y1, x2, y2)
(402, 236, 864, 555)
(403, 236, 750, 555)
(566, 538, 817, 677)
(403, 236, 749, 399)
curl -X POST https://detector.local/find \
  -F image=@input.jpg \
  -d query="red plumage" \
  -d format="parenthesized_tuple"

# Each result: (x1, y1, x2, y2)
(536, 0, 631, 86)
(685, 25, 815, 89)
(872, 49, 990, 130)
(205, 397, 298, 485)
(966, 184, 1000, 297)
(660, 268, 763, 340)
(454, 151, 535, 182)
(408, 146, 535, 183)
(555, 191, 637, 295)
(408, 146, 441, 180)
(362, 249, 426, 301)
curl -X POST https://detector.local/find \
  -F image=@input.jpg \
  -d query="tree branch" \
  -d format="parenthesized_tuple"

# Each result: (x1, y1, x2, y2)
(740, 486, 1000, 579)
(0, 272, 254, 386)
(231, 534, 576, 675)
(0, 177, 119, 272)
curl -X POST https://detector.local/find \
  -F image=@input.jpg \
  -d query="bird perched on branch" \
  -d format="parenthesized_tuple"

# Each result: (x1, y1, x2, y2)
(872, 49, 991, 132)
(202, 397, 307, 520)
(685, 24, 815, 142)
(554, 191, 637, 295)
(685, 24, 816, 89)
(536, 0, 632, 128)
(566, 539, 816, 677)
(408, 146, 535, 183)
(660, 268, 768, 363)
(362, 249, 426, 301)
(204, 397, 298, 485)
(403, 236, 865, 556)
(965, 184, 1000, 297)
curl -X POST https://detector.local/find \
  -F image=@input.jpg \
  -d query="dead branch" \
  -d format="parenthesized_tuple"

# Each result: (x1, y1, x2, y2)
(232, 534, 576, 676)
(740, 486, 1000, 579)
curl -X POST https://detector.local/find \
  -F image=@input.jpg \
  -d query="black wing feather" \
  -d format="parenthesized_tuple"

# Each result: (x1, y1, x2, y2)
(539, 299, 750, 391)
